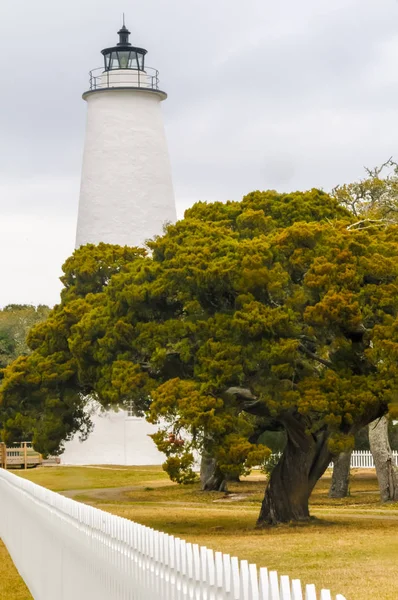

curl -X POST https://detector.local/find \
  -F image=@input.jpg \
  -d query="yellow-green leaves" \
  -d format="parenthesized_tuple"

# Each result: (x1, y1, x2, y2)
(3, 186, 398, 470)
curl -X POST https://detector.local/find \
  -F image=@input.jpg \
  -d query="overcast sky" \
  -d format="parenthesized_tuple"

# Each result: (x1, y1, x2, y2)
(1, 0, 398, 307)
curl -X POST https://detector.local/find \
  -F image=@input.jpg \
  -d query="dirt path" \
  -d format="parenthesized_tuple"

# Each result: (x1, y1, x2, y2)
(60, 485, 398, 521)
(60, 480, 172, 501)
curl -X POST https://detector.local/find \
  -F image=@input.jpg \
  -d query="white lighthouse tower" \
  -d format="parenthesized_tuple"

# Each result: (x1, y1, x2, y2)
(76, 22, 176, 247)
(62, 23, 176, 466)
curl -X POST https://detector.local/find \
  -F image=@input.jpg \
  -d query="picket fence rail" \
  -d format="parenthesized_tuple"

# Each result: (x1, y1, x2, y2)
(0, 468, 346, 600)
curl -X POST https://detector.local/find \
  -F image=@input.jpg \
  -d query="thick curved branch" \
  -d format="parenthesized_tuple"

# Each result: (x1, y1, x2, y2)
(223, 387, 271, 418)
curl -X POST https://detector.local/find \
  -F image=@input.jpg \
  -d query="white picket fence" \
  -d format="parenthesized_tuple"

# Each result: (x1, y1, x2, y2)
(348, 450, 398, 468)
(266, 450, 398, 471)
(0, 468, 346, 600)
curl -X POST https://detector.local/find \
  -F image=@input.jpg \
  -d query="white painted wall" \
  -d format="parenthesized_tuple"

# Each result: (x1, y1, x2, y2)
(61, 408, 164, 466)
(75, 86, 176, 248)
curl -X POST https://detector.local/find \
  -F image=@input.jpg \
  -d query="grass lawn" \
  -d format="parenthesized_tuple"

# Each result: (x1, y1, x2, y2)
(5, 465, 398, 600)
(0, 541, 32, 600)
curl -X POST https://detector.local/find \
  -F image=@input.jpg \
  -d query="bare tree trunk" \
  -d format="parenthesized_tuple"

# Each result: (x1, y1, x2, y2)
(200, 452, 228, 492)
(257, 417, 332, 526)
(328, 450, 352, 498)
(369, 416, 398, 502)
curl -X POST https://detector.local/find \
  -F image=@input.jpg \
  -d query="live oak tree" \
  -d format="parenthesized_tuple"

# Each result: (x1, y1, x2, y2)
(2, 189, 398, 525)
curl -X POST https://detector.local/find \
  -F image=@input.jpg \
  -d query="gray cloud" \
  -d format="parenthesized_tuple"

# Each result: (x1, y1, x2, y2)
(1, 0, 398, 306)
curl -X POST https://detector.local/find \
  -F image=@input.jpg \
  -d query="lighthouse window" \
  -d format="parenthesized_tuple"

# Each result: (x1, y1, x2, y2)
(137, 54, 144, 70)
(128, 52, 138, 69)
(110, 53, 119, 69)
(118, 51, 130, 69)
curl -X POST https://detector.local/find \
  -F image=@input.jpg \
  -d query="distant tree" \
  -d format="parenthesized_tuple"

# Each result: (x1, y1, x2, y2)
(0, 304, 50, 370)
(332, 157, 398, 222)
(0, 303, 51, 443)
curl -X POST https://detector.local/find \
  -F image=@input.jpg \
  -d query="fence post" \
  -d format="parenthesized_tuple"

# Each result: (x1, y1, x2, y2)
(248, 563, 259, 600)
(259, 567, 270, 600)
(239, 559, 249, 600)
(280, 575, 292, 600)
(305, 584, 317, 600)
(222, 553, 232, 597)
(23, 442, 28, 470)
(231, 556, 240, 599)
(269, 571, 280, 600)
(0, 443, 5, 469)
(291, 579, 303, 600)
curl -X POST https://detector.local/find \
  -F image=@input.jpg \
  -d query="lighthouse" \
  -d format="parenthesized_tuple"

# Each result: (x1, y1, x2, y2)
(75, 22, 177, 248)
(62, 24, 176, 466)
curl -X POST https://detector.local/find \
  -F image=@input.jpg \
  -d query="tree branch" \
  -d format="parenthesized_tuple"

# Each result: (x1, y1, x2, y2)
(223, 387, 271, 418)
(298, 344, 334, 369)
(347, 218, 393, 230)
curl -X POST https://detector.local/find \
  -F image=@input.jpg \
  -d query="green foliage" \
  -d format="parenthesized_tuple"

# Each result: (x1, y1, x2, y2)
(257, 430, 287, 453)
(0, 304, 50, 370)
(0, 245, 143, 454)
(0, 304, 51, 441)
(2, 186, 398, 486)
(60, 243, 146, 302)
(162, 454, 198, 485)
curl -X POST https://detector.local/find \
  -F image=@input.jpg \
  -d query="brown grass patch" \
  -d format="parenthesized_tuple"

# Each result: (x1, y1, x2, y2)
(0, 540, 32, 600)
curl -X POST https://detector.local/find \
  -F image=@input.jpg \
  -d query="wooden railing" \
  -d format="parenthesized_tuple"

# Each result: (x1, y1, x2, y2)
(0, 442, 42, 469)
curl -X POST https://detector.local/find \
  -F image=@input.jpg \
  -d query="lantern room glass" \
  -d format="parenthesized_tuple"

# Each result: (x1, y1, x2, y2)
(103, 49, 146, 71)
(118, 51, 130, 69)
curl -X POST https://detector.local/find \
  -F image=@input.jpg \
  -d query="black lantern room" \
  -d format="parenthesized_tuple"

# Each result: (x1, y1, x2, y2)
(101, 24, 147, 72)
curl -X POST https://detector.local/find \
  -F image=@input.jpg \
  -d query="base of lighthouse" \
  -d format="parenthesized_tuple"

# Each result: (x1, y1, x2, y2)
(61, 408, 164, 466)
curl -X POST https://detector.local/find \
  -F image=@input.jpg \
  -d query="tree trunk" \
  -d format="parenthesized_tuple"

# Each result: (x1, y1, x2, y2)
(200, 452, 228, 492)
(328, 450, 352, 498)
(369, 416, 398, 502)
(257, 416, 332, 526)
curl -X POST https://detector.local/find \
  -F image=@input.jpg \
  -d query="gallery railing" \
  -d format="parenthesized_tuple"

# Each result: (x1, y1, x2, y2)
(87, 67, 161, 92)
